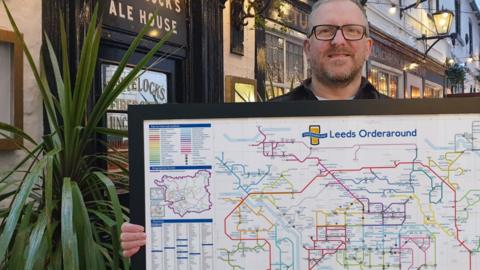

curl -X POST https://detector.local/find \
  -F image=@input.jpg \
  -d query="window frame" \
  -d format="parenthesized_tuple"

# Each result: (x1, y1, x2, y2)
(455, 0, 461, 36)
(265, 30, 307, 98)
(0, 29, 23, 150)
(367, 65, 400, 98)
(469, 19, 473, 55)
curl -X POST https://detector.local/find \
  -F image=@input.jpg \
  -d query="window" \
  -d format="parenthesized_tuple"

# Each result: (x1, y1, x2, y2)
(224, 76, 257, 102)
(266, 33, 285, 84)
(367, 67, 399, 98)
(455, 0, 461, 36)
(410, 86, 421, 99)
(469, 20, 473, 55)
(102, 63, 168, 172)
(424, 84, 443, 98)
(286, 41, 304, 87)
(0, 29, 23, 150)
(428, 0, 433, 13)
(265, 32, 306, 99)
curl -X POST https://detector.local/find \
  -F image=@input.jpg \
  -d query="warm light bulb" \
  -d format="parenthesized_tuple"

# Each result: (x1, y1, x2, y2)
(438, 19, 446, 26)
(389, 6, 397, 15)
(149, 29, 160, 37)
(467, 57, 473, 63)
(448, 59, 455, 64)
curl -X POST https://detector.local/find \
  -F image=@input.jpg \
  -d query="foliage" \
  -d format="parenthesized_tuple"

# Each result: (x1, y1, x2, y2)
(252, 0, 285, 30)
(445, 63, 466, 92)
(0, 2, 170, 269)
(475, 70, 480, 83)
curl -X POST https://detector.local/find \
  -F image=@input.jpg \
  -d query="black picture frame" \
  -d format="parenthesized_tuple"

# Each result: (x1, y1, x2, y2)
(128, 97, 480, 269)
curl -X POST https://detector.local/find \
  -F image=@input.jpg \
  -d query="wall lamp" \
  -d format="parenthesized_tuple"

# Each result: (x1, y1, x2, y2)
(231, 0, 273, 29)
(416, 9, 456, 57)
(399, 0, 427, 19)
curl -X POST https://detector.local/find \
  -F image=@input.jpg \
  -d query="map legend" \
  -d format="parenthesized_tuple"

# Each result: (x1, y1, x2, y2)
(147, 124, 212, 171)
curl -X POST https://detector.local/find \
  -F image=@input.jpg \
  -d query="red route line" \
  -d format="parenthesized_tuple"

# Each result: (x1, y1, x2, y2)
(223, 127, 473, 269)
(394, 236, 430, 270)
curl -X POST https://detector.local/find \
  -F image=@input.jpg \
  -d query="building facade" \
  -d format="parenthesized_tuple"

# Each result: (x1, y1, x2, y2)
(1, 0, 479, 172)
(0, 0, 42, 175)
(0, 0, 228, 172)
(223, 0, 480, 100)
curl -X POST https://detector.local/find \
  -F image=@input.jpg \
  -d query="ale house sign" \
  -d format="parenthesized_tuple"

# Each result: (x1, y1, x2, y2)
(101, 0, 187, 47)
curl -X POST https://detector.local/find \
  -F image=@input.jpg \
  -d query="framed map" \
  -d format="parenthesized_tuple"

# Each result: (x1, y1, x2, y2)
(129, 98, 480, 270)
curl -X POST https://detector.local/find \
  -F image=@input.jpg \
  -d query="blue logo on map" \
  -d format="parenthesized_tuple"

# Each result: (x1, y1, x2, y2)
(302, 125, 328, 145)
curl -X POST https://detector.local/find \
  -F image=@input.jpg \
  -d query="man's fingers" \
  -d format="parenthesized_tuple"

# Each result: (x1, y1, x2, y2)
(123, 247, 141, 258)
(120, 232, 146, 241)
(121, 222, 145, 232)
(121, 239, 146, 250)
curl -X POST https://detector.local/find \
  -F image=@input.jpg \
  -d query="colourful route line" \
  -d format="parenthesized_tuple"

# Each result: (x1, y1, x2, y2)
(222, 126, 475, 270)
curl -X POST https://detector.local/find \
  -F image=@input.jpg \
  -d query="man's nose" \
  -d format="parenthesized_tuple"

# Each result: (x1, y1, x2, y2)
(331, 29, 347, 45)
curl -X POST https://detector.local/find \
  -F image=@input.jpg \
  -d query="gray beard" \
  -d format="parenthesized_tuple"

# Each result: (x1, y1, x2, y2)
(312, 61, 364, 87)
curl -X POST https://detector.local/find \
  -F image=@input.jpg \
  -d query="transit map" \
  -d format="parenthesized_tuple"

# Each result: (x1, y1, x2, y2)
(143, 114, 480, 270)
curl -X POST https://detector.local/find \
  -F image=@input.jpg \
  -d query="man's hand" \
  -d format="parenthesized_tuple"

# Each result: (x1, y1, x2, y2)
(120, 222, 146, 257)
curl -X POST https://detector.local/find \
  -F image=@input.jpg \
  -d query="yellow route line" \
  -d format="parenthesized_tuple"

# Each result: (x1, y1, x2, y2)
(395, 194, 454, 237)
(260, 171, 294, 192)
(235, 197, 274, 233)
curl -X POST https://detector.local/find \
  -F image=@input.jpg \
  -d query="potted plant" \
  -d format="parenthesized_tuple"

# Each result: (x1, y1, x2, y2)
(0, 2, 170, 269)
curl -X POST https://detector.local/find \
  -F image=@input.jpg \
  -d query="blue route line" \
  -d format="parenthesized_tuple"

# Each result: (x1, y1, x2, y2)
(216, 152, 271, 193)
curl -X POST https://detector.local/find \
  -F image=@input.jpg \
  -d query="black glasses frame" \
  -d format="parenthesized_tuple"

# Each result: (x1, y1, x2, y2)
(309, 24, 367, 41)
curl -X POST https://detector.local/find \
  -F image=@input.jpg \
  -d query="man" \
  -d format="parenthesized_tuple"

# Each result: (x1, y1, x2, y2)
(272, 0, 386, 101)
(121, 0, 385, 258)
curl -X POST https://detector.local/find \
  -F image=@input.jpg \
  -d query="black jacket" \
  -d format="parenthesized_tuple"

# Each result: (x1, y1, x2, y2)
(270, 77, 389, 101)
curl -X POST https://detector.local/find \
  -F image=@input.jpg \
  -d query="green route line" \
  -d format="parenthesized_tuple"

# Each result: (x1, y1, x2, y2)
(427, 151, 464, 190)
(475, 237, 480, 253)
(456, 189, 480, 252)
(223, 144, 475, 268)
(413, 168, 444, 205)
(457, 190, 480, 223)
(261, 172, 295, 193)
(218, 241, 269, 270)
(273, 225, 295, 270)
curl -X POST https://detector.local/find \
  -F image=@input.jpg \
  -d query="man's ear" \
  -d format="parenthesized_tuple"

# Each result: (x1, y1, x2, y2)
(365, 38, 373, 60)
(304, 38, 311, 56)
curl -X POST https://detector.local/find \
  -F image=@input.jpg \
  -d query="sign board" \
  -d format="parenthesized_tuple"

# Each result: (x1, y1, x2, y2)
(102, 63, 167, 171)
(102, 64, 168, 112)
(100, 0, 187, 47)
(267, 2, 309, 34)
(129, 99, 480, 270)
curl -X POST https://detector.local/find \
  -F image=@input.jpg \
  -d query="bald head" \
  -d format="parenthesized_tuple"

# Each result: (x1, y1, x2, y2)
(308, 0, 369, 36)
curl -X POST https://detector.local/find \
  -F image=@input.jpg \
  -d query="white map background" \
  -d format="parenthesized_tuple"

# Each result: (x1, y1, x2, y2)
(145, 114, 480, 270)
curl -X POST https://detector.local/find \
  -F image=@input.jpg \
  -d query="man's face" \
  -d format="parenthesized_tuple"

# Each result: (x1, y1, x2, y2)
(305, 1, 373, 85)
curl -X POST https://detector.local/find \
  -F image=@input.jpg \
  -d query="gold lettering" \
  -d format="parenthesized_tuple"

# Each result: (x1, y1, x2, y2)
(165, 0, 172, 10)
(139, 9, 147, 24)
(118, 2, 126, 18)
(127, 5, 134, 21)
(171, 20, 177, 34)
(164, 18, 171, 31)
(109, 0, 117, 16)
(148, 12, 155, 27)
(175, 0, 181, 13)
(155, 15, 163, 28)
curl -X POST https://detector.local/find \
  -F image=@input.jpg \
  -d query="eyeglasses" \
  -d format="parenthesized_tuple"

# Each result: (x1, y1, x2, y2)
(309, 24, 367, 41)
